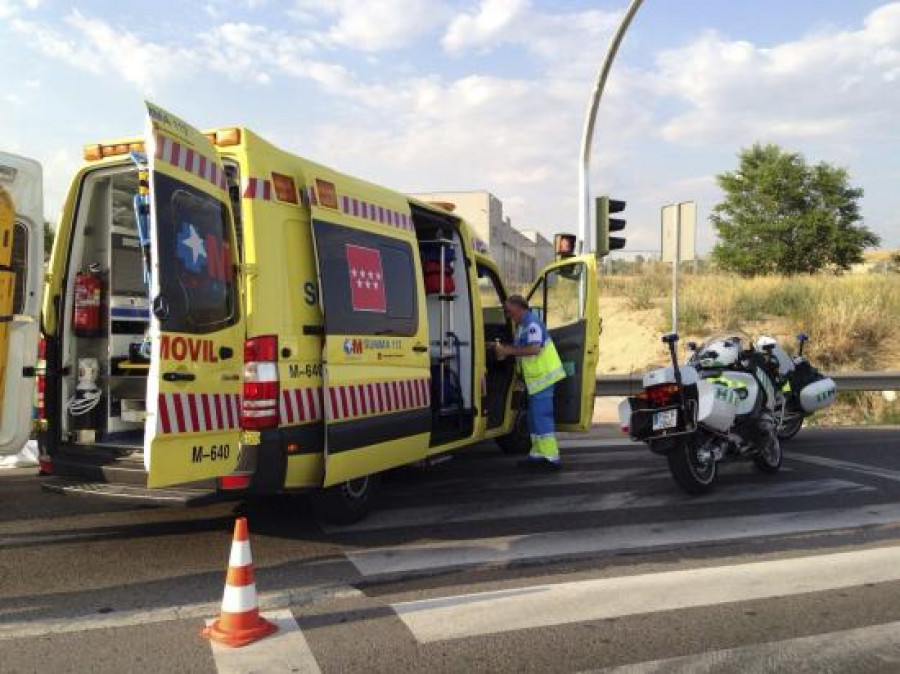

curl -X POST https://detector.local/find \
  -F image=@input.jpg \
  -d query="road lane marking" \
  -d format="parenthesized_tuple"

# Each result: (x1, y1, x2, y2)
(595, 620, 900, 673)
(324, 478, 870, 533)
(347, 502, 900, 577)
(392, 545, 900, 643)
(208, 609, 321, 674)
(790, 452, 900, 483)
(0, 585, 361, 641)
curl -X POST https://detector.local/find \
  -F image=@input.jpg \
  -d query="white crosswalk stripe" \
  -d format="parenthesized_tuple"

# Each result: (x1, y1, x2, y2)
(347, 501, 900, 577)
(393, 545, 900, 643)
(208, 609, 321, 674)
(594, 620, 900, 673)
(328, 477, 867, 533)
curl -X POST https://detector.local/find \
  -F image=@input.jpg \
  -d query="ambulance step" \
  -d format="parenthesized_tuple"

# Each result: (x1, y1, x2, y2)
(41, 480, 218, 506)
(50, 453, 148, 486)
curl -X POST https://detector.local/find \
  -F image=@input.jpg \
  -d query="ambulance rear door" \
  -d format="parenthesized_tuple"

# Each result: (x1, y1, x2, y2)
(527, 255, 600, 432)
(0, 153, 44, 456)
(143, 102, 245, 488)
(309, 180, 431, 487)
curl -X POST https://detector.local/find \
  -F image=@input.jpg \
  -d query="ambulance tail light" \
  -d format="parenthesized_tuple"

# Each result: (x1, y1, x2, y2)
(242, 336, 279, 430)
(218, 474, 251, 491)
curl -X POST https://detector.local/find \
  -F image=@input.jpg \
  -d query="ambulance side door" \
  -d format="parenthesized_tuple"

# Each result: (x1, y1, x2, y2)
(143, 102, 246, 488)
(0, 154, 44, 456)
(527, 255, 599, 432)
(309, 182, 430, 487)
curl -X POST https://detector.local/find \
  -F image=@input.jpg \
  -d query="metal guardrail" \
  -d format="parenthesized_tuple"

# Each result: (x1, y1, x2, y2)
(596, 372, 900, 396)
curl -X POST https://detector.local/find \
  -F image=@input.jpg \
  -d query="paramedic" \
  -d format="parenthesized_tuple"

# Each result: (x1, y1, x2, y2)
(492, 295, 566, 469)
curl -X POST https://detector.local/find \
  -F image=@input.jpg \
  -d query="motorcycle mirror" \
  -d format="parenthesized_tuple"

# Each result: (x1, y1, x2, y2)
(797, 333, 809, 342)
(661, 333, 679, 345)
(686, 341, 698, 351)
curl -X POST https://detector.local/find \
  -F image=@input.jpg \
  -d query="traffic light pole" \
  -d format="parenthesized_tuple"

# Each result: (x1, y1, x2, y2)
(578, 0, 645, 254)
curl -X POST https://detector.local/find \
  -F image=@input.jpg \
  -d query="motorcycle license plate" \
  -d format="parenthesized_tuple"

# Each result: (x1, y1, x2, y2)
(652, 409, 678, 431)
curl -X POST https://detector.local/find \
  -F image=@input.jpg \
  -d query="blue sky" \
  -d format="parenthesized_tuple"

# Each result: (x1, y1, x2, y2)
(1, 0, 898, 252)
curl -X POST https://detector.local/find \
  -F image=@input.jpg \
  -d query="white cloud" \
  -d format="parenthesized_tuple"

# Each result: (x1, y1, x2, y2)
(292, 0, 448, 52)
(652, 4, 900, 146)
(443, 0, 527, 52)
(0, 0, 40, 19)
(12, 10, 195, 93)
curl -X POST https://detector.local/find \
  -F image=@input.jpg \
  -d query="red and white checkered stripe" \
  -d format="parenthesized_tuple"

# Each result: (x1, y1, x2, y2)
(326, 378, 430, 421)
(157, 393, 241, 434)
(242, 177, 272, 200)
(279, 387, 324, 425)
(339, 195, 412, 232)
(154, 134, 227, 192)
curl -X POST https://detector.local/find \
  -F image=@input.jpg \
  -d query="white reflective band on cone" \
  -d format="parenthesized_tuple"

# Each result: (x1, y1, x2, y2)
(221, 583, 260, 614)
(228, 540, 253, 567)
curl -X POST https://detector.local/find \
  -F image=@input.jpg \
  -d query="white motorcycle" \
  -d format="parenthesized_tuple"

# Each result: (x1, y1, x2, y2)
(756, 333, 836, 441)
(619, 332, 836, 494)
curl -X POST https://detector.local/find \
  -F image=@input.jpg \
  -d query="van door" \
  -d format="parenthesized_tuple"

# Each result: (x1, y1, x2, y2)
(309, 185, 430, 487)
(0, 154, 44, 456)
(527, 255, 600, 431)
(143, 102, 245, 488)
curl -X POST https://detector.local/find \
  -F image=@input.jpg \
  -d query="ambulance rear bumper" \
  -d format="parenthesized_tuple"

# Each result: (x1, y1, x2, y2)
(42, 479, 221, 506)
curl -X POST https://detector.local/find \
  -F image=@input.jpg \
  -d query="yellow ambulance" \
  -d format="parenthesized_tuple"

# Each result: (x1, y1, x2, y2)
(0, 153, 44, 463)
(31, 102, 599, 522)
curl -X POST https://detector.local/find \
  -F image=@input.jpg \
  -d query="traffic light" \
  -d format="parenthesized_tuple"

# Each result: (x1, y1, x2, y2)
(554, 233, 577, 259)
(596, 196, 626, 257)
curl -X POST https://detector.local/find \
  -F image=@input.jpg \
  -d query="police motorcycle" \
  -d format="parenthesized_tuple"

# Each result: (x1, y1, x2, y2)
(754, 333, 837, 441)
(619, 332, 787, 494)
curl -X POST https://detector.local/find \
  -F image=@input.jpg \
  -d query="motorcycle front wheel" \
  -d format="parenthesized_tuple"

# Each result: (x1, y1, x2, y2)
(667, 434, 717, 494)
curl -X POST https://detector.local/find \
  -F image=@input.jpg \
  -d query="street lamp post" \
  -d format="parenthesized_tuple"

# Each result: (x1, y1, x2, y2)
(578, 0, 646, 254)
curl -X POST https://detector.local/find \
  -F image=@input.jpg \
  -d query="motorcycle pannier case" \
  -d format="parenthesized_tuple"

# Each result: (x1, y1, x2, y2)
(799, 378, 837, 413)
(695, 379, 740, 432)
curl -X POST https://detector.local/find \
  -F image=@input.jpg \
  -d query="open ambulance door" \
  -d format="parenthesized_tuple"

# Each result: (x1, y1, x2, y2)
(0, 154, 44, 456)
(143, 102, 245, 488)
(527, 255, 600, 432)
(309, 185, 431, 488)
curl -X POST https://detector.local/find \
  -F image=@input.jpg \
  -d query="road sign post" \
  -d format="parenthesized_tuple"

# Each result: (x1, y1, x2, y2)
(661, 202, 697, 333)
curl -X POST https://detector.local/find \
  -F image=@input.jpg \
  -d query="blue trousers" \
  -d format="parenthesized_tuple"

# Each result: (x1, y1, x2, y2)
(528, 386, 560, 463)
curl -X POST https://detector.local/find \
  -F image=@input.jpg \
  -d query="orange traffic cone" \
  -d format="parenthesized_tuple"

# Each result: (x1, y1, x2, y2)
(203, 517, 278, 647)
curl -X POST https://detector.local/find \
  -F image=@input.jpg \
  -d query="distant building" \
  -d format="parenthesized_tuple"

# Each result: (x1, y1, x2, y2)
(412, 190, 555, 286)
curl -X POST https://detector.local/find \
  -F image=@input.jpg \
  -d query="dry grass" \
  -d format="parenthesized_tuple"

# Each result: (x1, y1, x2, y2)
(602, 272, 900, 371)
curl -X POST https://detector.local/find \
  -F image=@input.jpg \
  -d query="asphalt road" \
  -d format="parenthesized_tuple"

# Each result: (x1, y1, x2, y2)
(2, 426, 900, 673)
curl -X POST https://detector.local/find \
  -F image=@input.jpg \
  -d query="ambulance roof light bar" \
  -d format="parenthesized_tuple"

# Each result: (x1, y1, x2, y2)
(82, 128, 242, 161)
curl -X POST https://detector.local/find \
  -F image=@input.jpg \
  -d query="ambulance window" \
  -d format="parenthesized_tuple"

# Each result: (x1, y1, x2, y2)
(11, 221, 28, 315)
(542, 263, 586, 329)
(477, 265, 506, 328)
(152, 173, 238, 334)
(312, 221, 418, 337)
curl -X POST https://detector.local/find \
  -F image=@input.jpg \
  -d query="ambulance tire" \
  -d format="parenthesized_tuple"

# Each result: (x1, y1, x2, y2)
(496, 408, 531, 455)
(312, 474, 381, 525)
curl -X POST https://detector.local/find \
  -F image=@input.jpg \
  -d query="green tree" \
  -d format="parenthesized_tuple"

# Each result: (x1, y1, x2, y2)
(710, 143, 879, 275)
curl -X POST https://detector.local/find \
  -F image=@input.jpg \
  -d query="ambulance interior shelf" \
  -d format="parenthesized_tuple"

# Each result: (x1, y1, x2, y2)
(409, 207, 474, 442)
(63, 168, 149, 448)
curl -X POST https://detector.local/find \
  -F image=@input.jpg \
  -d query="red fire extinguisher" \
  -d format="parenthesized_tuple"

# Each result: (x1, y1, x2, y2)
(73, 264, 103, 337)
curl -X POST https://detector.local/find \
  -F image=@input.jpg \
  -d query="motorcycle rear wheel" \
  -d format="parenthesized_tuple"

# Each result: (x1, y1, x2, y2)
(754, 435, 783, 474)
(667, 435, 717, 494)
(776, 415, 803, 441)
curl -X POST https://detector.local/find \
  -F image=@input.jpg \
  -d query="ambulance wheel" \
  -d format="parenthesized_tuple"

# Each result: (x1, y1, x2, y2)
(312, 474, 381, 525)
(666, 435, 717, 495)
(496, 408, 531, 455)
